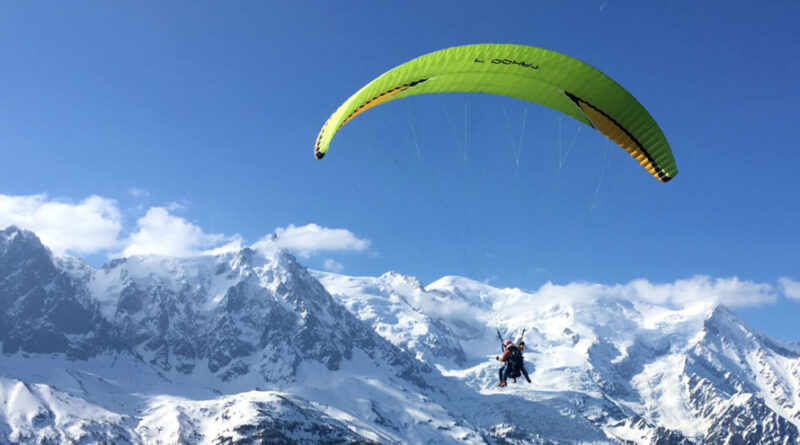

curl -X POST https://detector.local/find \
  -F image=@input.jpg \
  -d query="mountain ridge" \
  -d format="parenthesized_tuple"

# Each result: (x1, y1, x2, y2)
(1, 225, 798, 444)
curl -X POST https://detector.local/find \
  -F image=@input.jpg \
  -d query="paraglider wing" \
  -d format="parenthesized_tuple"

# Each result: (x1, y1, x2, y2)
(315, 43, 677, 182)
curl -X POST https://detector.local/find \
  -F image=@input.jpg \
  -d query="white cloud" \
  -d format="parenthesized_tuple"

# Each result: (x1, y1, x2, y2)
(166, 200, 189, 212)
(482, 274, 499, 285)
(0, 195, 371, 262)
(254, 223, 370, 258)
(621, 275, 776, 308)
(779, 277, 800, 301)
(0, 194, 785, 311)
(323, 259, 345, 273)
(122, 207, 241, 257)
(128, 187, 150, 199)
(529, 275, 776, 309)
(0, 193, 122, 255)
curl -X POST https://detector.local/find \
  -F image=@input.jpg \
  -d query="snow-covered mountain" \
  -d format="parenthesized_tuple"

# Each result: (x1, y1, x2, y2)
(315, 272, 800, 444)
(1, 225, 799, 444)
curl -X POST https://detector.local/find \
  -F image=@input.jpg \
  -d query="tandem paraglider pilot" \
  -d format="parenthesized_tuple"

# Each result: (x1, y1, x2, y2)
(496, 339, 531, 387)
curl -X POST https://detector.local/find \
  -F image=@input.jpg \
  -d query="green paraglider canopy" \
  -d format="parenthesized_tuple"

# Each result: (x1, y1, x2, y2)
(315, 43, 677, 182)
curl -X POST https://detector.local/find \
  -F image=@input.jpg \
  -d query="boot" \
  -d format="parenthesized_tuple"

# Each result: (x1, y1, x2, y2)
(525, 376, 532, 383)
(498, 380, 506, 387)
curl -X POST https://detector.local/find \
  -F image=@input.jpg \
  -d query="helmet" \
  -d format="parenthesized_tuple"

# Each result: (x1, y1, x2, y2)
(503, 339, 512, 347)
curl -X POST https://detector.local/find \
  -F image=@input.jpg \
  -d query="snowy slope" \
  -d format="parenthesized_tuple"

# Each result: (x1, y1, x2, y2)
(317, 271, 800, 443)
(313, 271, 470, 367)
(1, 226, 799, 444)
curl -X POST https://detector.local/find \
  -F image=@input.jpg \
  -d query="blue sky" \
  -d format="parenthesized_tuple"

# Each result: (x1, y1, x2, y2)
(2, 2, 799, 339)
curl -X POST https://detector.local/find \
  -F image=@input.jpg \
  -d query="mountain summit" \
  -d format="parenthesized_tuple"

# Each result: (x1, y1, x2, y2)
(1, 226, 798, 444)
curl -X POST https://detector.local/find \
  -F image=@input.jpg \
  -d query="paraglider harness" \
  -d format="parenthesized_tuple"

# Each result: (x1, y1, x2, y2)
(505, 344, 524, 378)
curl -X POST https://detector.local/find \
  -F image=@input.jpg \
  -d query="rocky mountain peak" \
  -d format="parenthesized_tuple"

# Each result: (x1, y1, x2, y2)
(0, 226, 54, 280)
(2, 227, 798, 444)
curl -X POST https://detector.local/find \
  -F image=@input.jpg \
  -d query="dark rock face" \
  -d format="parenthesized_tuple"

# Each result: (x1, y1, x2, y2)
(701, 390, 798, 444)
(680, 307, 800, 444)
(0, 226, 107, 357)
(0, 227, 427, 389)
